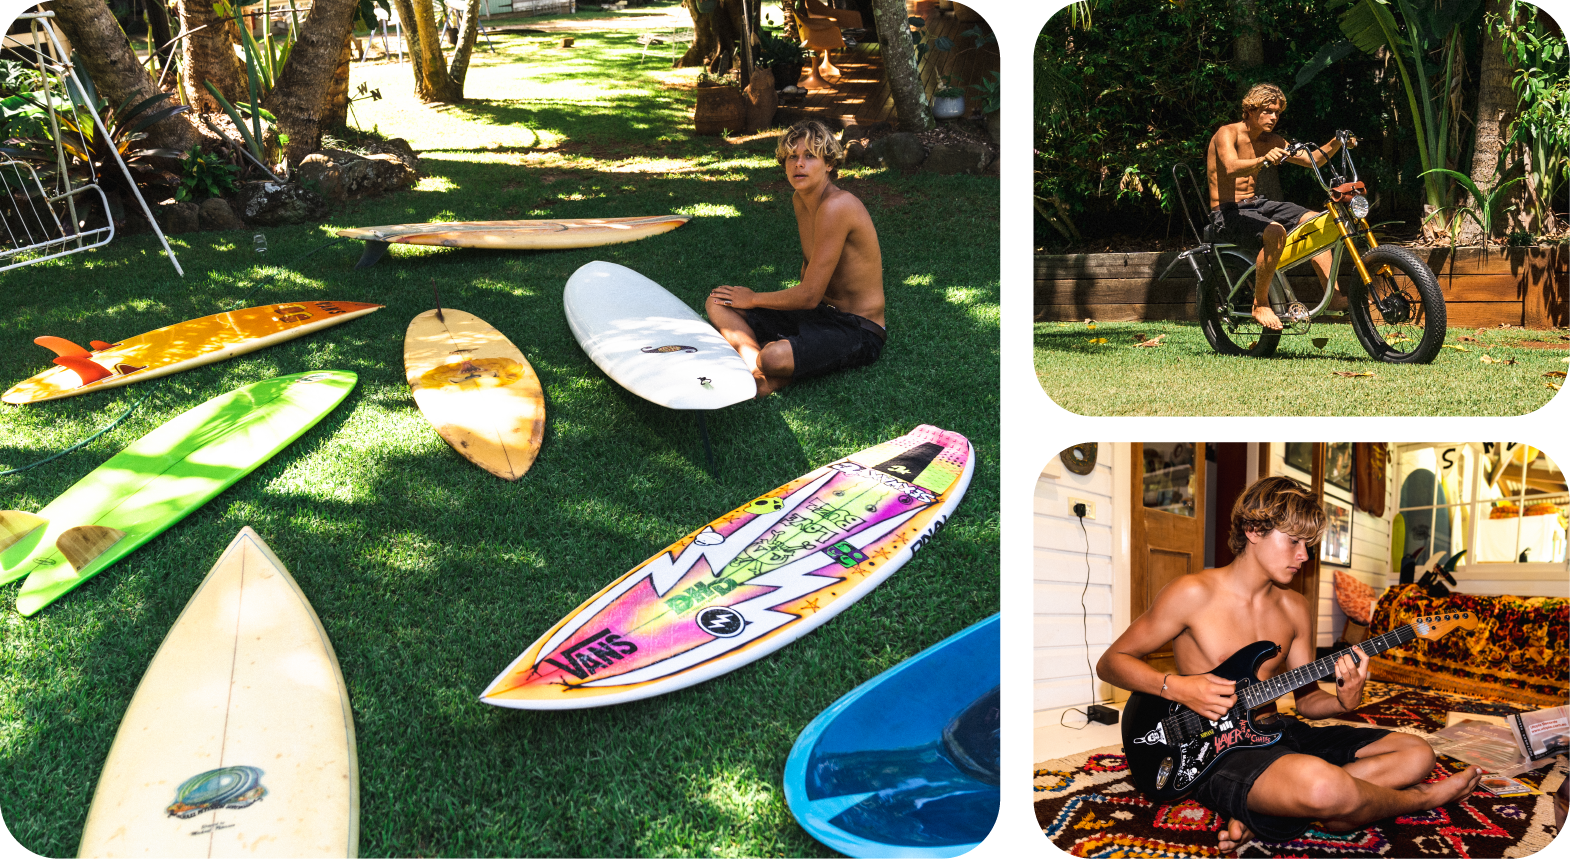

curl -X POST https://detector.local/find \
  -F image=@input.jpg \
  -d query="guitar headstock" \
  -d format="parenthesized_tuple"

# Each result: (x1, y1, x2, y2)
(1411, 611, 1479, 640)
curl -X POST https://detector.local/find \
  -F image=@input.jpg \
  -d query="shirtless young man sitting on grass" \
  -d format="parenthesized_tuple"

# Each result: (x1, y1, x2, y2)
(706, 120, 885, 398)
(1097, 476, 1482, 852)
(1207, 83, 1349, 331)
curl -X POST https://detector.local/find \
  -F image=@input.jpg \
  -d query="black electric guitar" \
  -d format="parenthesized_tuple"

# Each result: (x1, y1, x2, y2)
(1121, 611, 1477, 801)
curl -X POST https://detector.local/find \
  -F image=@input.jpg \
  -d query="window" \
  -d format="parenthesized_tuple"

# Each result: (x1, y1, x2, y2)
(1393, 443, 1567, 573)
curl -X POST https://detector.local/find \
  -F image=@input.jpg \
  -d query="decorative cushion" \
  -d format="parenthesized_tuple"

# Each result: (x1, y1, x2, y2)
(1333, 569, 1380, 625)
(1367, 584, 1570, 708)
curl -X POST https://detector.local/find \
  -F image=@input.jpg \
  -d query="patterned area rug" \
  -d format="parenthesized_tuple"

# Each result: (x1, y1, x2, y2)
(1035, 738, 1566, 857)
(1340, 684, 1525, 732)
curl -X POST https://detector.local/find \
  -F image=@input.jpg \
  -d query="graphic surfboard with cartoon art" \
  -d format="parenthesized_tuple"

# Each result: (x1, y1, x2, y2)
(479, 425, 974, 710)
(77, 528, 358, 858)
(404, 308, 545, 480)
(2, 301, 380, 404)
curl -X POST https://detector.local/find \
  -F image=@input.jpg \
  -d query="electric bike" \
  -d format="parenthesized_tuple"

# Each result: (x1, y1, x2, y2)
(1165, 130, 1446, 363)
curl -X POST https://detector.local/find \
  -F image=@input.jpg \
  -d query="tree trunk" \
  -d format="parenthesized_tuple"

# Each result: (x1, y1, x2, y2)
(391, 0, 465, 101)
(1463, 0, 1533, 241)
(388, 0, 429, 93)
(872, 0, 931, 132)
(146, 0, 176, 73)
(321, 30, 354, 131)
(47, 0, 202, 150)
(446, 0, 484, 89)
(175, 0, 248, 114)
(1233, 0, 1262, 70)
(680, 0, 743, 73)
(263, 0, 359, 165)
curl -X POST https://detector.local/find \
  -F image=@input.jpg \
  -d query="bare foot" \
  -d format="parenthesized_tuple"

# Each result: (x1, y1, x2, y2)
(1415, 765, 1484, 809)
(1218, 817, 1253, 853)
(1252, 304, 1283, 330)
(752, 371, 786, 399)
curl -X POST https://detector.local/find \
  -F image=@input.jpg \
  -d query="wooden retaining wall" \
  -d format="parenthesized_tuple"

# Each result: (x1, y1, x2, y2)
(1034, 247, 1569, 329)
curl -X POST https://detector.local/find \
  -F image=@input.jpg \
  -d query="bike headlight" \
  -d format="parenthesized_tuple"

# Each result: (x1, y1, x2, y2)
(1349, 194, 1370, 219)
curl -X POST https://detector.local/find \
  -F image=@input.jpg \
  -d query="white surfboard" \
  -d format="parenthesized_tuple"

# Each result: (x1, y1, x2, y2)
(78, 528, 358, 858)
(563, 261, 755, 410)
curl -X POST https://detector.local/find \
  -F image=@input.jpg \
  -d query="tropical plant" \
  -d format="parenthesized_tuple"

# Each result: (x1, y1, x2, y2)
(1419, 167, 1526, 245)
(935, 74, 964, 99)
(1490, 0, 1569, 230)
(174, 145, 240, 201)
(975, 71, 1001, 115)
(756, 18, 807, 66)
(1296, 0, 1483, 229)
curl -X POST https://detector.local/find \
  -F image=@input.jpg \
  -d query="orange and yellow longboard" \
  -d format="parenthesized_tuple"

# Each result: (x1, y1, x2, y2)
(2, 301, 382, 404)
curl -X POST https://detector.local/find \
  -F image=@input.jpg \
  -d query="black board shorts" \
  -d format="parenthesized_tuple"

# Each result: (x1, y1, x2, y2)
(742, 303, 886, 380)
(1189, 716, 1390, 843)
(1210, 196, 1314, 251)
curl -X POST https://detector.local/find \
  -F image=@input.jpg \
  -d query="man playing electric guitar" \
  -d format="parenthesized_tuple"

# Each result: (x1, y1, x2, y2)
(1097, 476, 1482, 852)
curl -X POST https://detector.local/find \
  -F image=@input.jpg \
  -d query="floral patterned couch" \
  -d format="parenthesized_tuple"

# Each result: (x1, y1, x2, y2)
(1367, 584, 1569, 707)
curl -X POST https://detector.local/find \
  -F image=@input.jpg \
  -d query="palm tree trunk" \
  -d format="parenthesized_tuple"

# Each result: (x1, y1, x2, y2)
(446, 0, 483, 88)
(872, 0, 931, 132)
(174, 0, 248, 113)
(47, 0, 202, 150)
(263, 0, 359, 165)
(403, 0, 464, 101)
(1464, 0, 1528, 240)
(321, 30, 354, 130)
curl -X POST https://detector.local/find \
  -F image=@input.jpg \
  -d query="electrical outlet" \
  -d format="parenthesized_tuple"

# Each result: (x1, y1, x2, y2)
(1069, 497, 1096, 520)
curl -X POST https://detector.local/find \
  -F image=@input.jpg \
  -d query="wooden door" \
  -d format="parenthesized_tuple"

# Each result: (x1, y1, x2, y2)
(1130, 443, 1207, 676)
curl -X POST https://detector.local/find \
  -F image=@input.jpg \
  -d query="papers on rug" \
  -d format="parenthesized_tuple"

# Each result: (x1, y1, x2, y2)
(1423, 719, 1543, 777)
(1506, 705, 1570, 762)
(1479, 774, 1540, 797)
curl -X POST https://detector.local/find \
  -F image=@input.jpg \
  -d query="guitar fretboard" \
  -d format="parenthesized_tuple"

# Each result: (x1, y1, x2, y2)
(1238, 623, 1419, 709)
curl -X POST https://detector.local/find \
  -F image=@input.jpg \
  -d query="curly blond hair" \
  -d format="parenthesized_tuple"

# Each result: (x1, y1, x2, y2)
(776, 120, 844, 171)
(1228, 475, 1325, 556)
(1241, 83, 1287, 119)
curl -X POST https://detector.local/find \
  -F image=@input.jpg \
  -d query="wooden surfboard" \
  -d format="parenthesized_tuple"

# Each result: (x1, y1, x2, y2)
(1, 371, 357, 616)
(563, 260, 755, 410)
(337, 215, 690, 268)
(404, 309, 545, 480)
(3, 301, 381, 404)
(784, 615, 999, 859)
(77, 527, 359, 858)
(479, 425, 974, 710)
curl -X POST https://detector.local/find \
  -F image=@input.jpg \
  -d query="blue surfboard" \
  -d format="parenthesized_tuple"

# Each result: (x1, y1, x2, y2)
(784, 614, 1000, 858)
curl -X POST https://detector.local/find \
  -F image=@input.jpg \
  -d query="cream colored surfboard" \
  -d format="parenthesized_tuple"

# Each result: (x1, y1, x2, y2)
(337, 215, 690, 267)
(404, 309, 545, 480)
(78, 528, 358, 858)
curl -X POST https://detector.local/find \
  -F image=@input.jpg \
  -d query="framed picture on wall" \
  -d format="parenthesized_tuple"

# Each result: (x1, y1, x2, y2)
(1285, 442, 1314, 476)
(1327, 442, 1354, 494)
(1323, 498, 1353, 566)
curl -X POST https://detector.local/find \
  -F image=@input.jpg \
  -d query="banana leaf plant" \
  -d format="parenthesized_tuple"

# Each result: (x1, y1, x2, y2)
(1295, 0, 1482, 223)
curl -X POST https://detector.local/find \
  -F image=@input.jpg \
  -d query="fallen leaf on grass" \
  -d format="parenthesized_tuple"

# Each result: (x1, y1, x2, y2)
(1458, 336, 1484, 345)
(1442, 344, 1471, 352)
(1549, 382, 1563, 391)
(1087, 337, 1108, 344)
(1480, 354, 1517, 365)
(1545, 371, 1567, 379)
(1085, 319, 1098, 330)
(1133, 334, 1168, 348)
(1312, 337, 1329, 349)
(1388, 335, 1414, 344)
(1332, 371, 1375, 378)
(1133, 332, 1147, 342)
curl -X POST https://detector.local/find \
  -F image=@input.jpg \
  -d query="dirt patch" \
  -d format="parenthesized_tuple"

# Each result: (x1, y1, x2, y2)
(1510, 339, 1570, 350)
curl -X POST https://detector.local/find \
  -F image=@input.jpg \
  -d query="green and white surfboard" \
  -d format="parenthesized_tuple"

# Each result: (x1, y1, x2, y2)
(1, 371, 357, 616)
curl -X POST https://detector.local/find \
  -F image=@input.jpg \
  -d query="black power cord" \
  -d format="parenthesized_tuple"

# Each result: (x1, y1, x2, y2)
(1060, 502, 1118, 728)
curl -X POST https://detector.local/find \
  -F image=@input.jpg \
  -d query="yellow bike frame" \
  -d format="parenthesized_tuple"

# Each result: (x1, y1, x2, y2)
(1279, 207, 1379, 284)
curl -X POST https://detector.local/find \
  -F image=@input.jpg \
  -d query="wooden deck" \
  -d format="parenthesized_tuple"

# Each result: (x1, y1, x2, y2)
(794, 2, 1001, 127)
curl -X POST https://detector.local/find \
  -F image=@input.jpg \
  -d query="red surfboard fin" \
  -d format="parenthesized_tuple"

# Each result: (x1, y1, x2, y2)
(90, 340, 116, 350)
(34, 335, 91, 357)
(49, 355, 113, 386)
(57, 525, 126, 572)
(0, 511, 47, 553)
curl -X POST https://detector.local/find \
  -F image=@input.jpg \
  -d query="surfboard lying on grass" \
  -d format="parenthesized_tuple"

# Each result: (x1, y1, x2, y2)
(78, 528, 359, 858)
(784, 614, 1000, 859)
(338, 215, 691, 268)
(2, 301, 380, 404)
(0, 370, 357, 616)
(563, 260, 755, 410)
(404, 308, 546, 480)
(479, 425, 974, 709)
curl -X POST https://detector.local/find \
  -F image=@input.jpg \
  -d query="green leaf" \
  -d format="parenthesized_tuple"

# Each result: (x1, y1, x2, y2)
(1293, 38, 1355, 91)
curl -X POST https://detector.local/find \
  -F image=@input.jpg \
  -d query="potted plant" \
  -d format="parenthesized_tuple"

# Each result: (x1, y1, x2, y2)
(932, 74, 966, 120)
(757, 22, 808, 90)
(694, 71, 747, 136)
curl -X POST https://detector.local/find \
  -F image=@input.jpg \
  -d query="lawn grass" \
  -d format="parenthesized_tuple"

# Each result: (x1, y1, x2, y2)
(0, 9, 1000, 856)
(1035, 320, 1568, 416)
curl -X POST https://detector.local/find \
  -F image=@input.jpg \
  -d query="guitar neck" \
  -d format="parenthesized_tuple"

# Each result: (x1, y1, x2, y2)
(1239, 623, 1416, 709)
